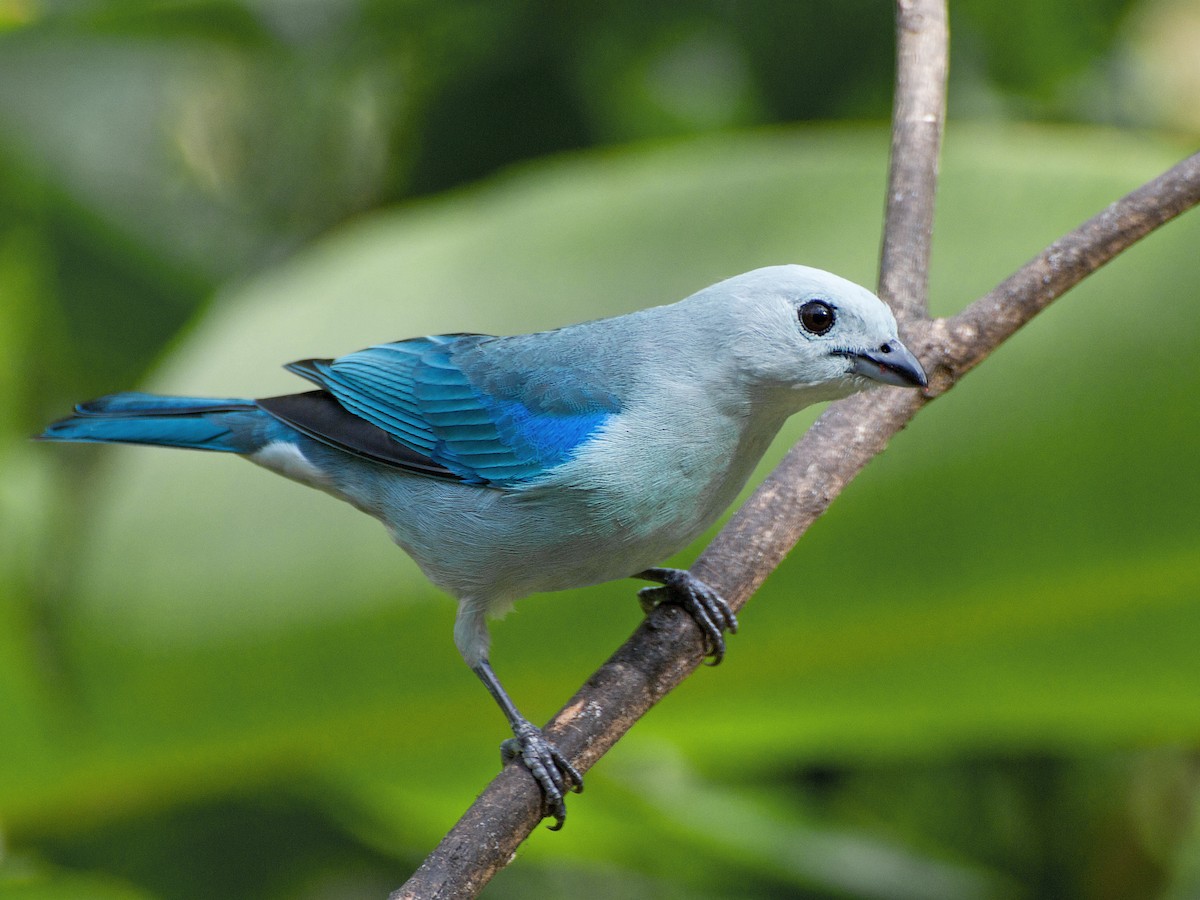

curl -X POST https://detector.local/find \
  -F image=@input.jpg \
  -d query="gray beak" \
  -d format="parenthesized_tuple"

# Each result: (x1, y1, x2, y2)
(847, 340, 927, 388)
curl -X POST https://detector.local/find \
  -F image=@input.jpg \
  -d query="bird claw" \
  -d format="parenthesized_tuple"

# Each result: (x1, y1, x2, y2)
(637, 568, 738, 665)
(501, 721, 583, 830)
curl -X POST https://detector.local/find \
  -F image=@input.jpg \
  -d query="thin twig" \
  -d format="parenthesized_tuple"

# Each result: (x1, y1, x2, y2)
(931, 150, 1200, 390)
(880, 0, 948, 321)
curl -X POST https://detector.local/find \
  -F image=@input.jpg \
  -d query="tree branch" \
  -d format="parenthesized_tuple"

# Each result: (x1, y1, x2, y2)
(702, 149, 1200, 626)
(391, 4, 949, 897)
(390, 3, 1200, 896)
(931, 149, 1200, 390)
(880, 0, 947, 321)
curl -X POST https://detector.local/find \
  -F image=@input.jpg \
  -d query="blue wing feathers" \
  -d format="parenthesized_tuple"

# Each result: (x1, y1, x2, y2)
(43, 334, 621, 485)
(492, 400, 610, 461)
(41, 332, 620, 486)
(276, 333, 619, 486)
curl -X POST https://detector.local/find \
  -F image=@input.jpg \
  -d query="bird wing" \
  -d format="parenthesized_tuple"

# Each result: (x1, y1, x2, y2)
(261, 333, 620, 486)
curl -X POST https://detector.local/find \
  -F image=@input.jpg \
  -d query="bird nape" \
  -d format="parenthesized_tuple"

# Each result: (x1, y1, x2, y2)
(39, 264, 927, 828)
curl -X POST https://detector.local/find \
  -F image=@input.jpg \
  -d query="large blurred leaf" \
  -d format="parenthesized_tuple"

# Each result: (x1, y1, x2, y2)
(6, 125, 1200, 889)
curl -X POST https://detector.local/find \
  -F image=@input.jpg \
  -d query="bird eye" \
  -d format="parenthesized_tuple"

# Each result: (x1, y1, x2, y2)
(798, 300, 835, 335)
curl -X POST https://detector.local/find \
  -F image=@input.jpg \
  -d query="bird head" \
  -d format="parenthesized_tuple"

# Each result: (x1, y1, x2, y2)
(712, 265, 927, 404)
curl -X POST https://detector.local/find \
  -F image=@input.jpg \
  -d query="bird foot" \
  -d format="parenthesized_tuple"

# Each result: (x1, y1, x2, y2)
(636, 567, 738, 665)
(500, 720, 583, 830)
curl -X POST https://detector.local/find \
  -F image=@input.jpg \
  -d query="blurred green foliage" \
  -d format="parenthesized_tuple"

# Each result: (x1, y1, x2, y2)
(2, 2, 1199, 899)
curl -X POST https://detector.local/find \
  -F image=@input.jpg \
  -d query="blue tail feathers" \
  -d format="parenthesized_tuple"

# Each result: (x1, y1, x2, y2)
(38, 392, 270, 454)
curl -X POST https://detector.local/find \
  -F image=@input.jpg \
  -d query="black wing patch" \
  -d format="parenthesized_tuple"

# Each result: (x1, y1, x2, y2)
(256, 391, 461, 480)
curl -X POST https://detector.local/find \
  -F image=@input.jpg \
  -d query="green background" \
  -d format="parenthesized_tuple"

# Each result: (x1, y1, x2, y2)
(2, 2, 1199, 898)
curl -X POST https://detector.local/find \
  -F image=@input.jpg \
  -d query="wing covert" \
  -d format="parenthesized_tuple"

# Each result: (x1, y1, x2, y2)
(271, 333, 619, 486)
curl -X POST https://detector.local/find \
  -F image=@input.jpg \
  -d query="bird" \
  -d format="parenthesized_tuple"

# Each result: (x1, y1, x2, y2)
(39, 264, 927, 828)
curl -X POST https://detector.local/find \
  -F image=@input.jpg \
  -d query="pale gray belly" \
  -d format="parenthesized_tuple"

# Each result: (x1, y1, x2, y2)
(292, 411, 782, 608)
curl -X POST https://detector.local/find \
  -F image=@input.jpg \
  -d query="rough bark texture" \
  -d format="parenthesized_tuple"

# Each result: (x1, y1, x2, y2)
(880, 0, 948, 321)
(391, 2, 1200, 895)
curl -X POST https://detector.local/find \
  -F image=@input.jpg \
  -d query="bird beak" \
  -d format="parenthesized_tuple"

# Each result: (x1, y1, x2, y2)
(847, 340, 928, 388)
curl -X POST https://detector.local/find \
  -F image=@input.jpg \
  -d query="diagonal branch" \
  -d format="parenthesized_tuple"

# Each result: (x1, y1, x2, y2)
(390, 154, 1200, 900)
(391, 3, 949, 897)
(932, 149, 1200, 388)
(703, 148, 1200, 631)
(390, 4, 1200, 898)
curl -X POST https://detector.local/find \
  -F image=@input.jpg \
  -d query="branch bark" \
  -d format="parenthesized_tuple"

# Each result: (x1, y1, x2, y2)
(880, 0, 947, 321)
(934, 150, 1200, 388)
(391, 2, 1200, 895)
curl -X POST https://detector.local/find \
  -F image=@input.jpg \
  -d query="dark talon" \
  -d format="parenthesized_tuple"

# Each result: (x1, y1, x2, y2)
(472, 658, 583, 828)
(502, 721, 583, 830)
(635, 567, 738, 664)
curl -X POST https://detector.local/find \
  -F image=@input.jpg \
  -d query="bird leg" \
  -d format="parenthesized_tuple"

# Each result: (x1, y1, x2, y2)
(635, 567, 738, 665)
(471, 658, 583, 830)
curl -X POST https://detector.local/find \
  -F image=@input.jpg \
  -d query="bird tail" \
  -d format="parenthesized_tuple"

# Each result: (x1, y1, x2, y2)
(37, 392, 268, 454)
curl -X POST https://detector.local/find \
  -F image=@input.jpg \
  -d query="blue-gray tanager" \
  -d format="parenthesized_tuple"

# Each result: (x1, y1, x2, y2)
(40, 265, 926, 827)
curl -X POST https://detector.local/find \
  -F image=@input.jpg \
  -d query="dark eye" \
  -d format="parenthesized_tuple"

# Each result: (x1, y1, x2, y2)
(798, 300, 835, 335)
